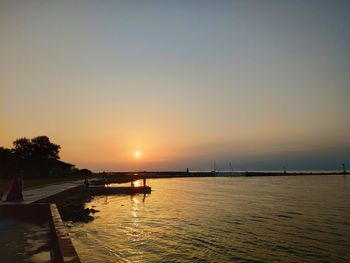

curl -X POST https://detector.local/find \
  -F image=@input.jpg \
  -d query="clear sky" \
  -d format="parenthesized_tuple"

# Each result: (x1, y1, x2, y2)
(1, 0, 349, 171)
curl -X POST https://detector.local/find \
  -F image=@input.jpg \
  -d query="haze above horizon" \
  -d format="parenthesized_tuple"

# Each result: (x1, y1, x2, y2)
(1, 0, 349, 171)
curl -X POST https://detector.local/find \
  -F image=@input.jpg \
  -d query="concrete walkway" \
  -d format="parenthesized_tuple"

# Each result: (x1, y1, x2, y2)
(0, 180, 84, 204)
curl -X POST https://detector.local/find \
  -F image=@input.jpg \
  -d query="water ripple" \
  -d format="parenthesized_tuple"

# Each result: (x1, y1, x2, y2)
(70, 176, 350, 262)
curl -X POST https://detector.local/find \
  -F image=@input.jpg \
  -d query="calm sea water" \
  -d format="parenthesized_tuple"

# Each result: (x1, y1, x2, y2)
(69, 176, 350, 262)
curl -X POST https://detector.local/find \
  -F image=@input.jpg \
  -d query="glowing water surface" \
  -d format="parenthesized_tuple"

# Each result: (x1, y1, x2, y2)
(69, 176, 350, 262)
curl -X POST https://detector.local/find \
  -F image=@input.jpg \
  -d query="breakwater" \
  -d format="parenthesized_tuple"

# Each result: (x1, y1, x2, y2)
(100, 170, 348, 184)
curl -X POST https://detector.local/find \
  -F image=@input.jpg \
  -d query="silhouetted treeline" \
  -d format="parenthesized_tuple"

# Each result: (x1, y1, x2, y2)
(0, 136, 91, 179)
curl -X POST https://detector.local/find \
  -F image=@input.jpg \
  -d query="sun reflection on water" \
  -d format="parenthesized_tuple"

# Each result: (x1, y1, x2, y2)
(133, 180, 141, 187)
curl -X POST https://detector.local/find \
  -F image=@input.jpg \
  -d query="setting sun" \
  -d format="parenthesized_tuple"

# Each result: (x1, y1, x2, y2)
(134, 151, 141, 158)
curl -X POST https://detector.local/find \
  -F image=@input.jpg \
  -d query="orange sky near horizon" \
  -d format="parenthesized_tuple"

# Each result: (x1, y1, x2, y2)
(1, 1, 349, 171)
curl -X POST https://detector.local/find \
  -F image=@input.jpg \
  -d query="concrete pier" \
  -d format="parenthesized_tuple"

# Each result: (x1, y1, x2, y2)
(0, 180, 85, 204)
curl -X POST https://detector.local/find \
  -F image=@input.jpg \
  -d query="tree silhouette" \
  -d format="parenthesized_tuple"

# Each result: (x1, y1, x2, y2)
(0, 136, 67, 179)
(13, 137, 32, 159)
(31, 136, 60, 160)
(13, 136, 60, 160)
(0, 136, 92, 180)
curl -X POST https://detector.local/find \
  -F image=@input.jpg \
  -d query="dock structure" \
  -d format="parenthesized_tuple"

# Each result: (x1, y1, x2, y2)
(0, 178, 152, 262)
(0, 179, 85, 205)
(0, 176, 153, 262)
(1, 176, 153, 205)
(1, 180, 83, 205)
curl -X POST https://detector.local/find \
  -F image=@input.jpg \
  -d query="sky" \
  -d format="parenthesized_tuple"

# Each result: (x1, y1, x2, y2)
(1, 0, 349, 171)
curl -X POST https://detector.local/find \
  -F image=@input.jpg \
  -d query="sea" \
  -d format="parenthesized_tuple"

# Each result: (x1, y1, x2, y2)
(69, 175, 350, 262)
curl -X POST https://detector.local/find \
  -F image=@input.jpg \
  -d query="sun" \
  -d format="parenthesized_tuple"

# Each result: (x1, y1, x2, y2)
(134, 151, 141, 158)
